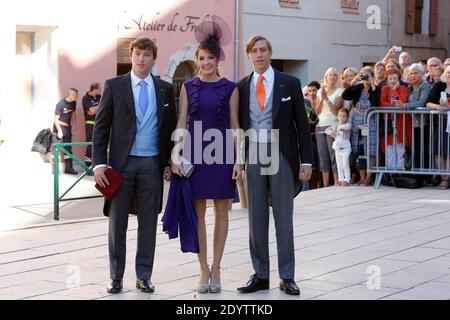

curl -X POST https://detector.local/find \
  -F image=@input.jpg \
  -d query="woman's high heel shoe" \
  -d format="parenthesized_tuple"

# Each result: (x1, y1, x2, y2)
(209, 265, 222, 293)
(197, 265, 210, 294)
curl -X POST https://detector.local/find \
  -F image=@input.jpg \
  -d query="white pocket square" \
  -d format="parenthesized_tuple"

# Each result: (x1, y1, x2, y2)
(282, 96, 292, 102)
(163, 103, 169, 107)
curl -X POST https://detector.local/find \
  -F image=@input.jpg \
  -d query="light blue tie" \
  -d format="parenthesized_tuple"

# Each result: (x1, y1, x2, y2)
(139, 80, 149, 115)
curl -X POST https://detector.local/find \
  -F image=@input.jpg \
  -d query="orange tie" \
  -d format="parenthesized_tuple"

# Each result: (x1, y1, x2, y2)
(256, 74, 266, 111)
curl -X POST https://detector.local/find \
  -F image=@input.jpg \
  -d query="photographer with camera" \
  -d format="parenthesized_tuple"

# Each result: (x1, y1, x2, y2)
(342, 66, 381, 186)
(382, 46, 412, 70)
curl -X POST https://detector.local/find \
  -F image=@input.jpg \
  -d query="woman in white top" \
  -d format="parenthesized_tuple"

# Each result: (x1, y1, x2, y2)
(315, 67, 344, 187)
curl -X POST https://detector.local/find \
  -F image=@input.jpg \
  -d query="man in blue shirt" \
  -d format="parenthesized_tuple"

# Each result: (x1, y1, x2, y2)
(92, 38, 176, 294)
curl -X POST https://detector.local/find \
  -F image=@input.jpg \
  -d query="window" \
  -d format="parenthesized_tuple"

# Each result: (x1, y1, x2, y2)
(279, 0, 300, 9)
(341, 0, 359, 14)
(414, 0, 424, 34)
(406, 0, 438, 36)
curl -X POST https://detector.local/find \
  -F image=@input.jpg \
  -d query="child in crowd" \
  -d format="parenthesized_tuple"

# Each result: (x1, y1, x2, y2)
(325, 108, 352, 186)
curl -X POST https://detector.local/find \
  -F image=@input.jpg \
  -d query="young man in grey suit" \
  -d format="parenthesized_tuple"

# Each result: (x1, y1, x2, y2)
(237, 35, 313, 296)
(93, 37, 176, 294)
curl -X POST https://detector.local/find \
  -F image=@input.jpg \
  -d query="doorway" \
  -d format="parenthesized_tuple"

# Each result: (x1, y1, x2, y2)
(16, 32, 34, 110)
(172, 61, 195, 110)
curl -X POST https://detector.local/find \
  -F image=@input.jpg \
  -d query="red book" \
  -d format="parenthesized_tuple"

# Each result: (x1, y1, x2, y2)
(95, 167, 124, 200)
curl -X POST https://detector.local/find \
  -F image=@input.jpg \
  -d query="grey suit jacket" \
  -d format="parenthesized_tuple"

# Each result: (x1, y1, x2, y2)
(405, 80, 432, 109)
(238, 69, 313, 196)
(93, 72, 177, 215)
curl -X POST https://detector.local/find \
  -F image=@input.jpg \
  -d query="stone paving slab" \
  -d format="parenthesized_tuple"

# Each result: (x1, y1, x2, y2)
(1, 186, 450, 300)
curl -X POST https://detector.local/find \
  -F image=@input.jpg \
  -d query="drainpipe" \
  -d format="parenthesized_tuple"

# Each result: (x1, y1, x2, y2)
(387, 0, 391, 49)
(234, 0, 241, 81)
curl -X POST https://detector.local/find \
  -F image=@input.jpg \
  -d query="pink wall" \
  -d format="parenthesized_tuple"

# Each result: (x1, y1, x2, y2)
(56, 0, 237, 162)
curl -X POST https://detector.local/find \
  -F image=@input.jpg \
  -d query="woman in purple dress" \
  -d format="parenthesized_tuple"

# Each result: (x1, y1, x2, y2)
(171, 24, 241, 294)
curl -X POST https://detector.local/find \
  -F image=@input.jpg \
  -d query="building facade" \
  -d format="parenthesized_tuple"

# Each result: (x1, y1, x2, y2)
(1, 0, 448, 162)
(240, 0, 449, 83)
(0, 0, 237, 160)
(388, 0, 449, 61)
(240, 0, 390, 84)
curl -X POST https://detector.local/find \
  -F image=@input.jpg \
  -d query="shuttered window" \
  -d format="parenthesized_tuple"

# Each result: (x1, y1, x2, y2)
(406, 0, 438, 36)
(341, 0, 359, 13)
(279, 0, 300, 8)
(429, 0, 438, 36)
(406, 0, 415, 34)
(415, 0, 424, 34)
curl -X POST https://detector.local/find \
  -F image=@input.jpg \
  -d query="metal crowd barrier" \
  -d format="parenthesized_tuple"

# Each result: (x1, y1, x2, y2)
(53, 142, 102, 220)
(365, 107, 450, 189)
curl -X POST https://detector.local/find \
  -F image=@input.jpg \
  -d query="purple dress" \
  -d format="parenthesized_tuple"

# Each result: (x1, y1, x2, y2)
(184, 77, 237, 200)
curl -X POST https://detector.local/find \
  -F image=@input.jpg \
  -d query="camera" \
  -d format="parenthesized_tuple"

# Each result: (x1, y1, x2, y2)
(360, 75, 370, 81)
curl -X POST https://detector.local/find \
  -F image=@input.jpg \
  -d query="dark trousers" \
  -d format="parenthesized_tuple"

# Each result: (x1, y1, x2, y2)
(108, 156, 161, 281)
(245, 142, 295, 280)
(85, 124, 94, 166)
(413, 126, 430, 169)
(52, 126, 72, 159)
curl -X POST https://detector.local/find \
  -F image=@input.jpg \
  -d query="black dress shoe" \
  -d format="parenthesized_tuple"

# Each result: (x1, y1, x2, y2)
(280, 279, 300, 296)
(107, 280, 123, 294)
(64, 168, 78, 175)
(136, 279, 154, 293)
(237, 274, 269, 293)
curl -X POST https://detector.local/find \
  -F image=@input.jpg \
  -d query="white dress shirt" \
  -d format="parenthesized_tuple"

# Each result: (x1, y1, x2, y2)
(93, 71, 154, 172)
(251, 66, 311, 167)
(252, 65, 275, 106)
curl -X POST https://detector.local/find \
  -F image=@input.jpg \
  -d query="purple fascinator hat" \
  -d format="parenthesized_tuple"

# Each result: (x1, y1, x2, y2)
(194, 15, 232, 61)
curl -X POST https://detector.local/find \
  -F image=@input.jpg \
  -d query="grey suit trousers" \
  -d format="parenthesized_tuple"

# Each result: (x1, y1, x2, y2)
(108, 156, 161, 281)
(246, 142, 295, 280)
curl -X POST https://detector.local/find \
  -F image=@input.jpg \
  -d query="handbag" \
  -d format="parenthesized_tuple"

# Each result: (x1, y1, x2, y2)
(179, 155, 194, 178)
(31, 128, 52, 155)
(94, 167, 124, 200)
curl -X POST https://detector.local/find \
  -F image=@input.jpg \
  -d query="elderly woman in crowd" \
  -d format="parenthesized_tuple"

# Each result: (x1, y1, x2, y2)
(315, 67, 344, 187)
(426, 66, 450, 189)
(395, 63, 432, 171)
(380, 68, 411, 170)
(342, 66, 381, 186)
(402, 63, 432, 108)
(386, 59, 408, 87)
